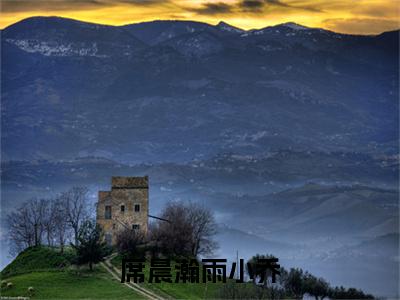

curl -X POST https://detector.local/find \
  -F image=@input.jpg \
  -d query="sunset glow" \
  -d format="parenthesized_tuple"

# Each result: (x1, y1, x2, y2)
(1, 0, 399, 34)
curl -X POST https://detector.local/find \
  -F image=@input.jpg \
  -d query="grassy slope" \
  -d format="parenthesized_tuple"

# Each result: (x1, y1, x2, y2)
(111, 255, 222, 299)
(1, 246, 74, 277)
(0, 247, 144, 299)
(1, 269, 144, 299)
(1, 247, 223, 299)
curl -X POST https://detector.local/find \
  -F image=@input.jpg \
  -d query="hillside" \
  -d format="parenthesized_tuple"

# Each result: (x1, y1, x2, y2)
(0, 247, 145, 299)
(0, 246, 222, 299)
(1, 246, 74, 278)
(1, 246, 382, 299)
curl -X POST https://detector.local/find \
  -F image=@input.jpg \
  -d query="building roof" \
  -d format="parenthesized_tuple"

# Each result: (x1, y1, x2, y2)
(111, 176, 148, 189)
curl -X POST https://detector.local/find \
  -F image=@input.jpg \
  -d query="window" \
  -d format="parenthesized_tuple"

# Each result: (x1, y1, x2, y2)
(121, 205, 125, 212)
(134, 204, 140, 212)
(105, 206, 112, 219)
(113, 223, 116, 230)
(132, 224, 140, 230)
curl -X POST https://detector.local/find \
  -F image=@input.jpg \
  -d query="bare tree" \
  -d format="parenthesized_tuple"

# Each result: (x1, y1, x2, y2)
(27, 198, 47, 246)
(8, 206, 34, 254)
(62, 186, 89, 246)
(7, 198, 47, 254)
(53, 197, 70, 253)
(155, 202, 193, 257)
(7, 188, 87, 255)
(42, 199, 56, 247)
(152, 201, 217, 258)
(187, 202, 217, 256)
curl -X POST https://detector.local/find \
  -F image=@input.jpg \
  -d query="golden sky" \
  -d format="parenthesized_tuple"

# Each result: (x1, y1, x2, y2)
(1, 0, 399, 34)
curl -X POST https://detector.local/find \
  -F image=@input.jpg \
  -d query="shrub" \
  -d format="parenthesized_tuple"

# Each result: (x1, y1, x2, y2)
(115, 227, 145, 259)
(71, 219, 110, 270)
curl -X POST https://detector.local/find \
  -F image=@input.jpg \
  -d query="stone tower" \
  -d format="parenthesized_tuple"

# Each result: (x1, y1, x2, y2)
(96, 176, 149, 245)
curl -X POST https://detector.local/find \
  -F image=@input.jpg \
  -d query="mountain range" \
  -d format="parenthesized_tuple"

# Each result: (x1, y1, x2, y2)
(2, 16, 399, 162)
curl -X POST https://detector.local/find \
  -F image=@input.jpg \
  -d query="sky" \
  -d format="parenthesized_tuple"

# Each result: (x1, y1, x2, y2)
(1, 0, 399, 34)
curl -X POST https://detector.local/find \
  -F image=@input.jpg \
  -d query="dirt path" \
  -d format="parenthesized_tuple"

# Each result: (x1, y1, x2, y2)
(100, 254, 166, 300)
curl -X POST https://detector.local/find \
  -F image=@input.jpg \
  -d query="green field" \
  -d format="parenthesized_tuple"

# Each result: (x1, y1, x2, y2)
(0, 247, 144, 299)
(1, 247, 224, 299)
(1, 246, 75, 278)
(110, 255, 223, 299)
(1, 269, 144, 299)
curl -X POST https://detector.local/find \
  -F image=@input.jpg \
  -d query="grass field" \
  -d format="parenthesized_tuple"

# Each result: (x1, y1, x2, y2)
(1, 246, 75, 278)
(0, 268, 145, 299)
(0, 247, 145, 299)
(1, 246, 225, 299)
(110, 255, 223, 299)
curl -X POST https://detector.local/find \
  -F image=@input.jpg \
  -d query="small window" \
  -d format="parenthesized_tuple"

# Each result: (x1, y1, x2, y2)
(132, 224, 140, 230)
(105, 206, 112, 219)
(113, 223, 116, 229)
(134, 204, 140, 212)
(121, 205, 125, 212)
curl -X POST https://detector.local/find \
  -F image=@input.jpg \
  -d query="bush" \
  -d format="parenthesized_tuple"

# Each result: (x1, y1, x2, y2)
(115, 227, 145, 259)
(7, 282, 13, 288)
(71, 219, 110, 270)
(218, 281, 286, 299)
(244, 253, 374, 300)
(329, 286, 374, 299)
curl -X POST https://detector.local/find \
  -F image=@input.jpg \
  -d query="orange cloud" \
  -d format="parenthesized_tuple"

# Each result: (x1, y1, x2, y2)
(322, 18, 400, 34)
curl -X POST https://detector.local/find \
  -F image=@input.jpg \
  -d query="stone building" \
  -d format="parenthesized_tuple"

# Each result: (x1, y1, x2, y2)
(96, 176, 149, 245)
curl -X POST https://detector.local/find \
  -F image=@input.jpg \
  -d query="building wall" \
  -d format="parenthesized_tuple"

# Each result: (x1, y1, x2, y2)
(96, 176, 149, 245)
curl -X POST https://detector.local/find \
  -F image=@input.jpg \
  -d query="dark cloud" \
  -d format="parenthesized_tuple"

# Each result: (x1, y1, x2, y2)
(236, 0, 321, 13)
(238, 0, 290, 11)
(265, 0, 322, 12)
(191, 2, 232, 15)
(1, 0, 102, 12)
(265, 0, 289, 7)
(240, 0, 264, 12)
(112, 0, 168, 6)
(1, 0, 166, 13)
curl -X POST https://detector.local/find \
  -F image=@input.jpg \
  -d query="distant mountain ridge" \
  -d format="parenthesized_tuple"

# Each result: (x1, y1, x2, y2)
(4, 16, 397, 36)
(4, 17, 399, 55)
(1, 16, 399, 163)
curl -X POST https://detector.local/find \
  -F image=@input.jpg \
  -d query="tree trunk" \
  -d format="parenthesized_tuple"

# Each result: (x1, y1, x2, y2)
(34, 223, 38, 246)
(60, 233, 64, 253)
(89, 261, 93, 271)
(47, 230, 51, 246)
(74, 226, 79, 246)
